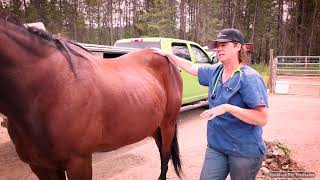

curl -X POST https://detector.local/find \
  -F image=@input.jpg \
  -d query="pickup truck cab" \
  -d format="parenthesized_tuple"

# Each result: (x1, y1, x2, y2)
(114, 38, 214, 104)
(79, 37, 215, 105)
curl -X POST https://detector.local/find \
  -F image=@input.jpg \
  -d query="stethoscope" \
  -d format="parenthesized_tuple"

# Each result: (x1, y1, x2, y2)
(210, 65, 243, 100)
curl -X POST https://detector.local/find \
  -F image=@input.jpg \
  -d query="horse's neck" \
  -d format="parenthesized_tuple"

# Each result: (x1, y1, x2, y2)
(0, 51, 61, 122)
(0, 66, 38, 117)
(0, 23, 56, 96)
(0, 23, 52, 67)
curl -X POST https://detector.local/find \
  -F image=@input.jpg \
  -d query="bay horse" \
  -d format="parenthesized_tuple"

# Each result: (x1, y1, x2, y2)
(0, 15, 183, 180)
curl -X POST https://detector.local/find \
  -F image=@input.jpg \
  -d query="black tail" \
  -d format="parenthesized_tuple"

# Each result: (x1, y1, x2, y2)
(171, 124, 182, 177)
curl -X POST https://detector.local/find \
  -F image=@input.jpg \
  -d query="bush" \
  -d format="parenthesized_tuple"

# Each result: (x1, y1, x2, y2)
(251, 64, 269, 87)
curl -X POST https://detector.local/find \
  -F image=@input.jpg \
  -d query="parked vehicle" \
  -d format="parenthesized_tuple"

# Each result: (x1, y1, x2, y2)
(78, 43, 136, 58)
(114, 38, 215, 104)
(80, 38, 215, 105)
(203, 45, 218, 63)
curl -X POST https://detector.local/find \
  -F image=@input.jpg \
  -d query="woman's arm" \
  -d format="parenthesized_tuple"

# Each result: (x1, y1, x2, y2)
(152, 48, 199, 76)
(200, 104, 268, 126)
(226, 105, 268, 126)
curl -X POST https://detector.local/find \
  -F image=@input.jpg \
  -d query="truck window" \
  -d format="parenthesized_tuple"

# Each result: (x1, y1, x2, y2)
(103, 53, 126, 58)
(172, 43, 191, 61)
(90, 51, 125, 59)
(191, 45, 210, 63)
(115, 42, 161, 49)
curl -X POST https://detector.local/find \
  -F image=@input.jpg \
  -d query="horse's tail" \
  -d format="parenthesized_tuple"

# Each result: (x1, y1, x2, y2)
(164, 51, 182, 177)
(171, 124, 182, 177)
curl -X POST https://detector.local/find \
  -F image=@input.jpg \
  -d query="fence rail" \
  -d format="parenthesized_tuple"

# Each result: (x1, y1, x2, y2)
(276, 56, 320, 75)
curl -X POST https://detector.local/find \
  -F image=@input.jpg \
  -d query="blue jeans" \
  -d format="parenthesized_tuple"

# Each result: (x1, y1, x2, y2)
(200, 146, 264, 180)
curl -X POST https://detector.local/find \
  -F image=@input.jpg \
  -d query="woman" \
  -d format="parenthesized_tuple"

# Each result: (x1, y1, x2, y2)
(153, 28, 268, 180)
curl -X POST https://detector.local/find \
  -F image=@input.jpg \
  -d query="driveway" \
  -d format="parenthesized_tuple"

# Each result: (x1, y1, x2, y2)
(263, 94, 320, 178)
(0, 94, 319, 179)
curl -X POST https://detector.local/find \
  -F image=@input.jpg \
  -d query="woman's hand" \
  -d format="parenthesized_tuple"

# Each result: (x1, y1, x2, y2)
(152, 48, 176, 64)
(200, 104, 268, 126)
(200, 104, 229, 121)
(151, 48, 169, 57)
(151, 47, 199, 76)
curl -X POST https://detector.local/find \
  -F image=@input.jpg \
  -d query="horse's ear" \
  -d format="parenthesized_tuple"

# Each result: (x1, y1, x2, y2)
(0, 12, 11, 19)
(0, 13, 22, 26)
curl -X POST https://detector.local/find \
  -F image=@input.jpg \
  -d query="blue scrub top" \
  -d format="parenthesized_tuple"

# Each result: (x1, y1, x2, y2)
(198, 64, 268, 158)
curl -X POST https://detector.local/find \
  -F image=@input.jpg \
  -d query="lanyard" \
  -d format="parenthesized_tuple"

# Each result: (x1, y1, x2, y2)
(210, 64, 243, 99)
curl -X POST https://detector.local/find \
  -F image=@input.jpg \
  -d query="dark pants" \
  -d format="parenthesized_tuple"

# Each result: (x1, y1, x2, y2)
(200, 146, 264, 180)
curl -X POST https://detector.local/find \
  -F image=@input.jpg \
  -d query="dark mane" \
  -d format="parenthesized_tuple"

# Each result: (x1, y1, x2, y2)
(0, 14, 92, 77)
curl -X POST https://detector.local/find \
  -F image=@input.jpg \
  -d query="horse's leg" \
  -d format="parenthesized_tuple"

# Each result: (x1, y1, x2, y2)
(158, 124, 181, 180)
(153, 127, 164, 179)
(66, 155, 92, 180)
(153, 127, 162, 155)
(29, 164, 66, 180)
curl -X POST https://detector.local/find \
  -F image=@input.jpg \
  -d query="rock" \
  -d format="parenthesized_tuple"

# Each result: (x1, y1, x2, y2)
(265, 158, 273, 164)
(271, 146, 285, 156)
(281, 164, 289, 170)
(260, 167, 270, 175)
(261, 161, 267, 167)
(269, 161, 278, 170)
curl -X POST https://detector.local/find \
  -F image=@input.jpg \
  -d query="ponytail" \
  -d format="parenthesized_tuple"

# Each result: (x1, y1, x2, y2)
(239, 45, 248, 64)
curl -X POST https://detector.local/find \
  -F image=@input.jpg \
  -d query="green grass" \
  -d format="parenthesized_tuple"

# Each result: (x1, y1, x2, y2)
(251, 64, 269, 87)
(251, 64, 269, 76)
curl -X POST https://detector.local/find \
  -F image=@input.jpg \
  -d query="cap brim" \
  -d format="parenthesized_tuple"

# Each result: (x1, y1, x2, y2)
(207, 39, 233, 49)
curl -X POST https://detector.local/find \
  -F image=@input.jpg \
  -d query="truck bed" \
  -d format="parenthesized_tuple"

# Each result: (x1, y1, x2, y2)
(78, 43, 137, 58)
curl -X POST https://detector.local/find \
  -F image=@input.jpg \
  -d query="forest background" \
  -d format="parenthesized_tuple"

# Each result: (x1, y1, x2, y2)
(0, 0, 319, 64)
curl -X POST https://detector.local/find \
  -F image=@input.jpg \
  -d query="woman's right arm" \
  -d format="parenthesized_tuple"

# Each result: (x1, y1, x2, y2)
(152, 48, 199, 76)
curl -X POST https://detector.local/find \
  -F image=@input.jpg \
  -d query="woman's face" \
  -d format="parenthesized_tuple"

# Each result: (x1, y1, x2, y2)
(215, 42, 241, 64)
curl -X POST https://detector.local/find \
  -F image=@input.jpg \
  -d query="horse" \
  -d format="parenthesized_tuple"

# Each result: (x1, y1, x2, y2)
(0, 15, 183, 180)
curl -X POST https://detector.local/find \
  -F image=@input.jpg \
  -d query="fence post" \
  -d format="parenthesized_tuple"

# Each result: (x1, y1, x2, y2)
(269, 49, 276, 93)
(305, 56, 307, 70)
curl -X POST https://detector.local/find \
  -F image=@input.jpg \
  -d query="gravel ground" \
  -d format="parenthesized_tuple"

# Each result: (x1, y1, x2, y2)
(0, 94, 319, 180)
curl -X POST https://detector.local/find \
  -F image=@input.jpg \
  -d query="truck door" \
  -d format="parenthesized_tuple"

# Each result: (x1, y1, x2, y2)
(190, 44, 211, 98)
(171, 43, 208, 104)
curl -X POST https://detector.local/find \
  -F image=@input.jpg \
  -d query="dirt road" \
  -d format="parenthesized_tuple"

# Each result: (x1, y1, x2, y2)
(0, 94, 319, 180)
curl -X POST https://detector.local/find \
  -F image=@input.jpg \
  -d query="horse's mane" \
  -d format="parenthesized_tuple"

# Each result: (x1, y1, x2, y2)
(0, 14, 92, 77)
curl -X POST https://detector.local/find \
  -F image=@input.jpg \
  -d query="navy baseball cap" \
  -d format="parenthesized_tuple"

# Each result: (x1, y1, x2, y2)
(208, 28, 244, 49)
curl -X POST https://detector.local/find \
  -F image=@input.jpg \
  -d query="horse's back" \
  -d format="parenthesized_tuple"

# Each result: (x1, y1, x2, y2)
(98, 48, 182, 102)
(112, 48, 183, 107)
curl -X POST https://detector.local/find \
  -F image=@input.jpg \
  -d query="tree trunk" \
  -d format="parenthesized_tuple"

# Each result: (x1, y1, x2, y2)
(221, 1, 226, 27)
(109, 0, 113, 45)
(308, 0, 317, 56)
(300, 0, 305, 55)
(193, 0, 200, 42)
(23, 0, 28, 16)
(231, 0, 236, 28)
(179, 0, 186, 39)
(250, 0, 258, 43)
(188, 0, 193, 39)
(295, 0, 303, 56)
(277, 0, 283, 55)
(265, 37, 269, 65)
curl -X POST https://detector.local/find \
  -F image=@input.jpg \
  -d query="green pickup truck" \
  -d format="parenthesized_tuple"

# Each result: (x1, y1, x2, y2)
(114, 38, 215, 104)
(79, 37, 216, 105)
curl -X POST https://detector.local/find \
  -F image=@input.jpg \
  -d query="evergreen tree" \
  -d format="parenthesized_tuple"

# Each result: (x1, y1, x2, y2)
(1, 0, 319, 57)
(133, 0, 177, 37)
